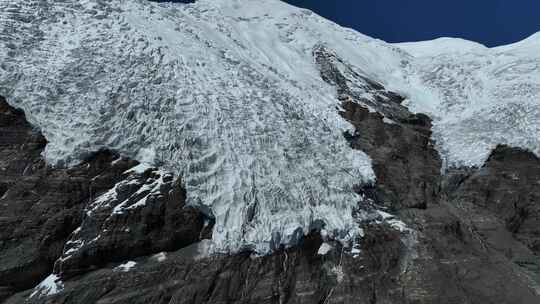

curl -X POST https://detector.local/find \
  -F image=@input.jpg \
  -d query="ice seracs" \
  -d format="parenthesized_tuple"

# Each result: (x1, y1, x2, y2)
(0, 0, 378, 254)
(1, 0, 539, 254)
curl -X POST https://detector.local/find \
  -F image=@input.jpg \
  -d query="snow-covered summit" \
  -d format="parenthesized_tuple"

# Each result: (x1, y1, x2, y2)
(396, 37, 488, 57)
(1, 0, 539, 252)
(493, 32, 540, 52)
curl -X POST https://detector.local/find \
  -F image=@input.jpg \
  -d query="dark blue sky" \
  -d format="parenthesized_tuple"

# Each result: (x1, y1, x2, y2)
(284, 0, 540, 47)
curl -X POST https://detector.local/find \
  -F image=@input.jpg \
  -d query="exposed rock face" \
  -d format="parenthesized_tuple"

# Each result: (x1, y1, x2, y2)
(0, 96, 135, 298)
(1, 61, 540, 303)
(343, 102, 439, 210)
(54, 166, 208, 280)
(0, 97, 208, 302)
(315, 44, 441, 211)
(452, 146, 540, 255)
(314, 49, 540, 302)
(8, 225, 406, 304)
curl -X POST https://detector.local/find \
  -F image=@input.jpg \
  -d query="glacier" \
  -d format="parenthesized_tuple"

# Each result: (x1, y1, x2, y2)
(1, 0, 539, 253)
(396, 34, 540, 168)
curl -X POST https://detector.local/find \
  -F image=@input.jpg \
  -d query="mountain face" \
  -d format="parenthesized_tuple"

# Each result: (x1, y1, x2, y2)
(0, 0, 539, 303)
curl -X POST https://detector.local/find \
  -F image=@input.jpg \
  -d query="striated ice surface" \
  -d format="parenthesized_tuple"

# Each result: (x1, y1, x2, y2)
(395, 34, 540, 168)
(0, 0, 385, 253)
(1, 0, 539, 252)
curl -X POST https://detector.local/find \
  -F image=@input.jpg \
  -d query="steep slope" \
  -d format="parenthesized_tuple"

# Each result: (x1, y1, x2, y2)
(395, 34, 540, 168)
(1, 1, 540, 302)
(3, 87, 540, 303)
(1, 0, 539, 254)
(1, 0, 386, 253)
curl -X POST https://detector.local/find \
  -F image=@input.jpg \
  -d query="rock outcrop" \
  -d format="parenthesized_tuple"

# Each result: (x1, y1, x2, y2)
(0, 97, 209, 302)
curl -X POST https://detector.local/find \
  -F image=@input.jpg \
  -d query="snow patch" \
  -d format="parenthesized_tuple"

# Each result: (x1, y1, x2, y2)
(382, 117, 396, 125)
(376, 210, 409, 233)
(395, 37, 488, 57)
(394, 35, 540, 168)
(351, 247, 361, 256)
(124, 163, 152, 175)
(387, 219, 409, 232)
(115, 261, 137, 272)
(29, 274, 64, 299)
(151, 252, 167, 262)
(112, 169, 167, 215)
(317, 242, 333, 255)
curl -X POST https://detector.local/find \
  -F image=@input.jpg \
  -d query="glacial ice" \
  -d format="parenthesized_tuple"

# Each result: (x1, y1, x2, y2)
(0, 0, 378, 253)
(1, 0, 539, 253)
(395, 35, 540, 168)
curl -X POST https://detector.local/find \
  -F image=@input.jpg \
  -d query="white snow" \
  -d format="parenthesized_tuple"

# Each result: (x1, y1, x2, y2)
(151, 252, 167, 262)
(59, 228, 101, 262)
(124, 163, 152, 175)
(394, 33, 540, 168)
(377, 211, 394, 220)
(376, 210, 409, 232)
(317, 242, 333, 255)
(113, 169, 168, 214)
(395, 37, 488, 57)
(387, 219, 409, 233)
(29, 274, 64, 299)
(115, 261, 137, 272)
(88, 183, 121, 214)
(382, 117, 396, 125)
(1, 0, 539, 253)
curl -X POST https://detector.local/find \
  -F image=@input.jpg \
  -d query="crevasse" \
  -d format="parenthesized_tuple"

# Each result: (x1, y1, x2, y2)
(1, 0, 539, 253)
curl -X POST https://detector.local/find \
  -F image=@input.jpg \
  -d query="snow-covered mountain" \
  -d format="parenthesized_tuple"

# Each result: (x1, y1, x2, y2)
(1, 0, 539, 254)
(396, 34, 540, 168)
